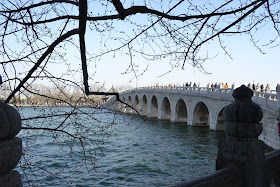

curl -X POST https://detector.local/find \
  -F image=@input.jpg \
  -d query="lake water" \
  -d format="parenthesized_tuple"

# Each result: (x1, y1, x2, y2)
(17, 106, 225, 186)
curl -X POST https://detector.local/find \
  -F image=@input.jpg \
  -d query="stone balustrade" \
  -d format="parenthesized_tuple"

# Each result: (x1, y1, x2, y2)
(122, 84, 279, 111)
(103, 83, 280, 149)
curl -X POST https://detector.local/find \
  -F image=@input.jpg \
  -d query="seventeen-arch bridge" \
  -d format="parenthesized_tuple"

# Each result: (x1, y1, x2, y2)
(103, 84, 280, 149)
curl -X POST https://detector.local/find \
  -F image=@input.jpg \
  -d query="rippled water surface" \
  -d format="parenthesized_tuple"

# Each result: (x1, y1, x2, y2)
(18, 107, 225, 186)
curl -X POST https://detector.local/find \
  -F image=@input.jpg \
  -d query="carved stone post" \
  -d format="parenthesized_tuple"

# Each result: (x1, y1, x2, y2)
(216, 85, 266, 187)
(231, 83, 235, 90)
(277, 88, 280, 107)
(265, 84, 271, 94)
(0, 101, 22, 186)
(207, 83, 211, 93)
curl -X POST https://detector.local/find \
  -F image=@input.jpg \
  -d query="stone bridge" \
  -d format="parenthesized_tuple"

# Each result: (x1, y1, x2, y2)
(103, 84, 280, 149)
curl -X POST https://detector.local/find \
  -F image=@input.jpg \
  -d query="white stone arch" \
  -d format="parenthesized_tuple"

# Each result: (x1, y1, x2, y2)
(191, 99, 212, 127)
(213, 103, 229, 131)
(149, 94, 159, 118)
(120, 96, 126, 112)
(140, 94, 148, 116)
(159, 94, 173, 120)
(134, 94, 140, 113)
(173, 97, 189, 123)
(127, 95, 133, 113)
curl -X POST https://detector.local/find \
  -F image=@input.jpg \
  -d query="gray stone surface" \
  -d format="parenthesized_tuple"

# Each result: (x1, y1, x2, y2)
(224, 122, 263, 138)
(0, 108, 9, 140)
(0, 101, 21, 140)
(223, 85, 263, 123)
(0, 137, 22, 176)
(0, 170, 22, 187)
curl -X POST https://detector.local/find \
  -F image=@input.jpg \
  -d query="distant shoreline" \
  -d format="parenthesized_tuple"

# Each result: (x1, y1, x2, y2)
(10, 104, 100, 108)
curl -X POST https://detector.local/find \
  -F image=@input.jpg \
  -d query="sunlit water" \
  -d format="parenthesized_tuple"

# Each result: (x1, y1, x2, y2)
(17, 107, 226, 186)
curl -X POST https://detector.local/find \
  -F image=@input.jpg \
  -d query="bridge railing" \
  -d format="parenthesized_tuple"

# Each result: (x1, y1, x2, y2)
(122, 84, 279, 110)
(173, 149, 280, 187)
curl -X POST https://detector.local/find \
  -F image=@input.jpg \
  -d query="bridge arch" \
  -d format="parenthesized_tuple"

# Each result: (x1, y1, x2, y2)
(192, 100, 211, 127)
(134, 95, 140, 113)
(141, 95, 148, 116)
(127, 96, 132, 113)
(161, 96, 172, 120)
(104, 85, 280, 149)
(174, 98, 188, 122)
(150, 95, 158, 118)
(213, 104, 227, 131)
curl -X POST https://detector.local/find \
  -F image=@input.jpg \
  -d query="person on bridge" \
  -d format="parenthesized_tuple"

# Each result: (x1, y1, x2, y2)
(224, 83, 228, 89)
(252, 84, 256, 90)
(260, 84, 264, 92)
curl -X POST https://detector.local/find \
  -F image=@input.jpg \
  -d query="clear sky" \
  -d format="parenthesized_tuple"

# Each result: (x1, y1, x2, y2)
(89, 33, 279, 89)
(2, 1, 279, 92)
(78, 1, 280, 91)
(84, 22, 279, 91)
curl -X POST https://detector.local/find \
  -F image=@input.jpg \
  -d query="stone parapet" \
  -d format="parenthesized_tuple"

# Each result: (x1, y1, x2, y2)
(0, 137, 22, 176)
(0, 170, 22, 187)
(0, 101, 22, 186)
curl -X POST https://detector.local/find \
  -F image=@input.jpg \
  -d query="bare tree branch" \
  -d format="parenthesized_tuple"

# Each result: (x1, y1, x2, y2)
(5, 28, 79, 103)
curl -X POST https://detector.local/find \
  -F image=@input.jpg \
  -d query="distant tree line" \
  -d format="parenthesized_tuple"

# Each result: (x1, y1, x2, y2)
(0, 83, 107, 106)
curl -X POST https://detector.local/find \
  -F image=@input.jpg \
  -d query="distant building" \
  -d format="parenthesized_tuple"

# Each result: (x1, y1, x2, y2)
(102, 85, 118, 103)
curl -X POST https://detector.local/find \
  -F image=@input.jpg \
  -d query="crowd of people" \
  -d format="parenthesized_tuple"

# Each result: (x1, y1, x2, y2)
(250, 83, 264, 91)
(155, 82, 280, 92)
(249, 83, 280, 92)
(185, 82, 229, 89)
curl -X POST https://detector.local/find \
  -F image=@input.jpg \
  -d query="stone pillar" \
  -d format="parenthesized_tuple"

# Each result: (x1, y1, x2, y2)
(231, 83, 235, 90)
(265, 84, 271, 94)
(171, 110, 176, 122)
(248, 83, 252, 90)
(0, 101, 22, 187)
(216, 85, 267, 187)
(277, 88, 280, 107)
(207, 83, 211, 93)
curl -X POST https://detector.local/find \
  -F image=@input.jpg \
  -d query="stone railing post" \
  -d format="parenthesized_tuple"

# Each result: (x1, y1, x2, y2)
(231, 83, 235, 91)
(0, 101, 22, 186)
(207, 83, 211, 93)
(216, 85, 266, 187)
(277, 88, 280, 107)
(248, 83, 252, 90)
(265, 84, 271, 94)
